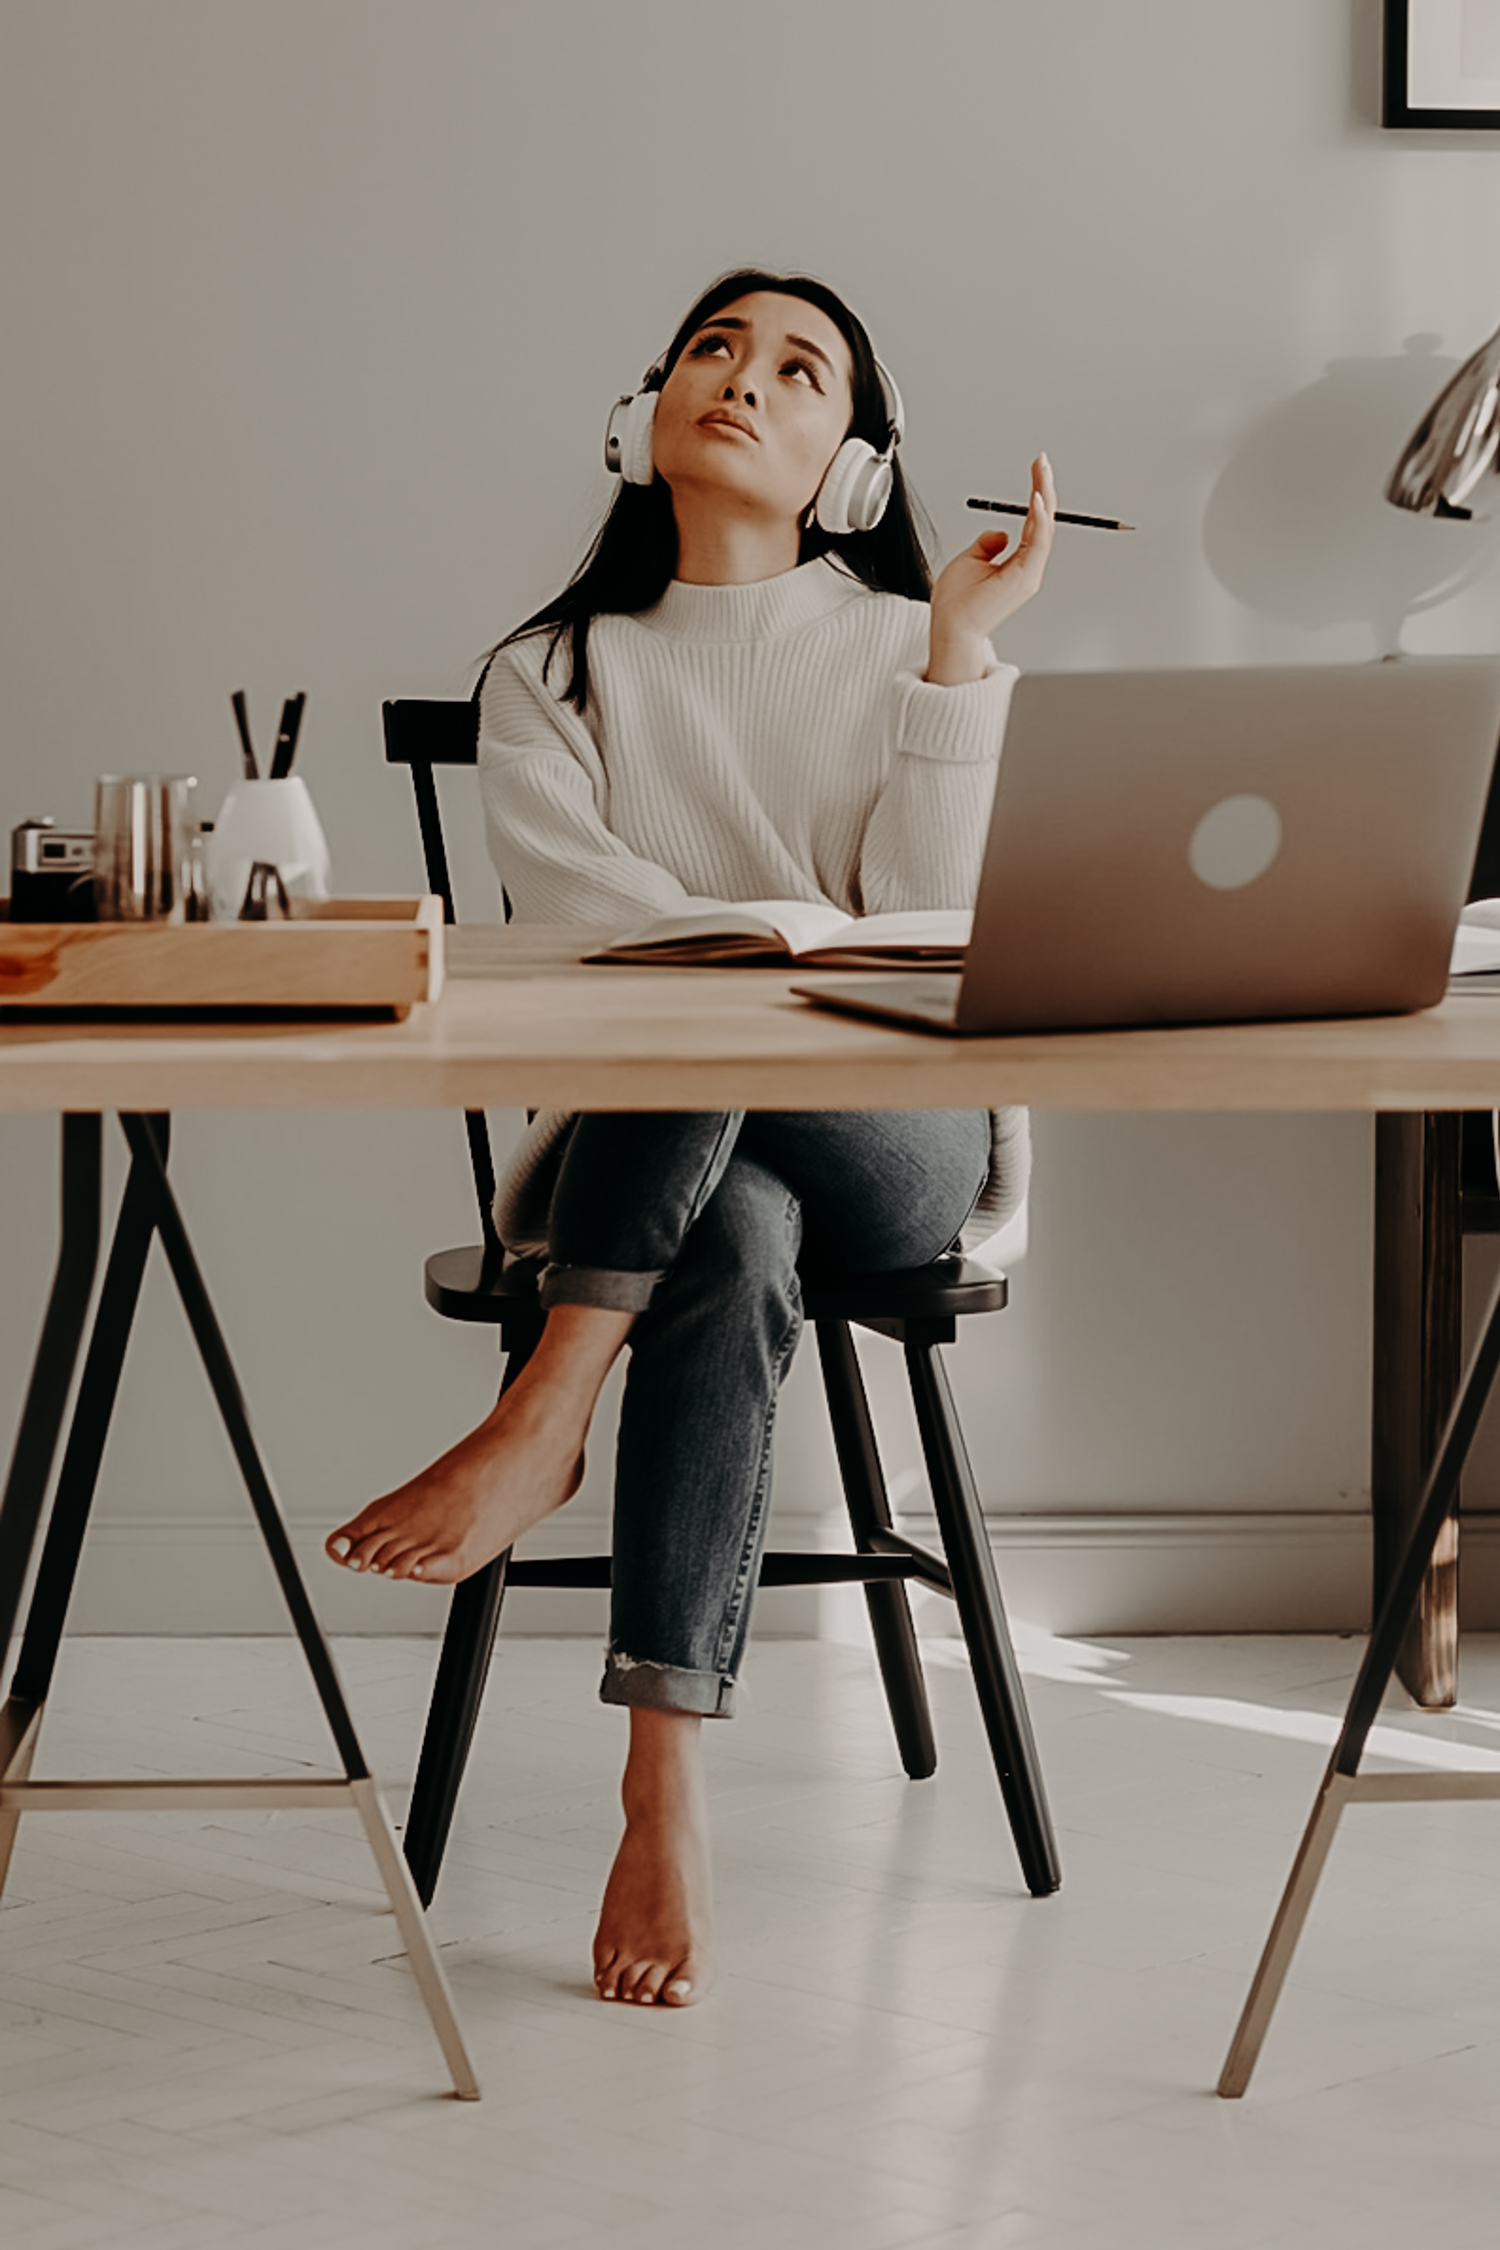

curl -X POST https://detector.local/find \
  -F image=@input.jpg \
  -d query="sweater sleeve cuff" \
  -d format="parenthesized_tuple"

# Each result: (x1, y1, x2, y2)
(892, 661, 1018, 764)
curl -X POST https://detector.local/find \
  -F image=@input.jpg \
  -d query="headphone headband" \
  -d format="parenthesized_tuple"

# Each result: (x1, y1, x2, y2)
(871, 358, 904, 451)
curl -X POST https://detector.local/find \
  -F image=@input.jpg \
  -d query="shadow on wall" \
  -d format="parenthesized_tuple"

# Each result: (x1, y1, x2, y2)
(1204, 338, 1500, 655)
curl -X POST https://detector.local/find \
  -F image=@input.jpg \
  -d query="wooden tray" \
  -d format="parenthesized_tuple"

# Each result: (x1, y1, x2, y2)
(0, 897, 444, 1016)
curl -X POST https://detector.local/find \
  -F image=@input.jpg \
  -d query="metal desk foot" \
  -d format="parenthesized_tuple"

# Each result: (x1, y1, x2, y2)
(1218, 1774, 1352, 2098)
(349, 1777, 480, 2101)
(0, 1698, 42, 1896)
(1220, 1243, 1500, 2095)
(0, 1745, 481, 2099)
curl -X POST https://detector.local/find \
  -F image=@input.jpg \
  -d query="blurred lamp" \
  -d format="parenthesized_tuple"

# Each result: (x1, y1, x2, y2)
(1386, 322, 1500, 519)
(1387, 322, 1500, 907)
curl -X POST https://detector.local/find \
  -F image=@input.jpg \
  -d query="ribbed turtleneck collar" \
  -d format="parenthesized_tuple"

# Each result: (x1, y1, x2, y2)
(642, 558, 864, 644)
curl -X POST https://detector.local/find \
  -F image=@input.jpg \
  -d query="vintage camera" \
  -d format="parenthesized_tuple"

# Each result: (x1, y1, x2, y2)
(9, 819, 96, 922)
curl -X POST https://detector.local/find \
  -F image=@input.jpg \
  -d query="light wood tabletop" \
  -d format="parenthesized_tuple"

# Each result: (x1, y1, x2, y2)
(3, 924, 1500, 1115)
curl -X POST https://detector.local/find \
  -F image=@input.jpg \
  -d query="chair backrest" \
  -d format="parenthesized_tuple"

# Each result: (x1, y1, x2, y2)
(382, 698, 480, 926)
(383, 696, 499, 1255)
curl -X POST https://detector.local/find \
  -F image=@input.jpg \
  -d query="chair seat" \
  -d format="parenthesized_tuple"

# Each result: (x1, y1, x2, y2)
(801, 1256, 1007, 1323)
(424, 1242, 1007, 1326)
(424, 1245, 543, 1322)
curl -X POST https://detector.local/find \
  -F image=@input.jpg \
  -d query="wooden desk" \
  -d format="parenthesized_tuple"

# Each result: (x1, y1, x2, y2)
(6, 924, 1500, 1114)
(8, 929, 1500, 2101)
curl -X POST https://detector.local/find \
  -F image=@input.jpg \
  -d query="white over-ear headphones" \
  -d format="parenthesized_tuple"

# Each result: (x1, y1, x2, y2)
(604, 351, 905, 536)
(604, 366, 667, 488)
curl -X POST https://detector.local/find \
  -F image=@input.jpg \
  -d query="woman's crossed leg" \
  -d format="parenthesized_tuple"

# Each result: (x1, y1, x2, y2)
(324, 1109, 990, 2005)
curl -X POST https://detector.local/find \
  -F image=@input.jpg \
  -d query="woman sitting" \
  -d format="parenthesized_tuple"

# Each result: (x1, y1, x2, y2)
(327, 267, 1056, 2011)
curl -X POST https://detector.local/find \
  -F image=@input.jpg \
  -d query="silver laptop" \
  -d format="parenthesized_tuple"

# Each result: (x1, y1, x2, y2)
(793, 660, 1500, 1036)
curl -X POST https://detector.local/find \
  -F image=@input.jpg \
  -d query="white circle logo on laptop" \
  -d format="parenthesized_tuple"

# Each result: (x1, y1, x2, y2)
(1188, 794, 1283, 890)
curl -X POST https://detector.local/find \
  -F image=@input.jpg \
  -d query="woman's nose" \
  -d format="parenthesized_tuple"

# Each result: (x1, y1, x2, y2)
(723, 381, 758, 407)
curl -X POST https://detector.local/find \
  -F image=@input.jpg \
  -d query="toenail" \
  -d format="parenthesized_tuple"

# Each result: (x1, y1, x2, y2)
(666, 1981, 691, 2000)
(329, 1537, 350, 1557)
(412, 1564, 424, 1578)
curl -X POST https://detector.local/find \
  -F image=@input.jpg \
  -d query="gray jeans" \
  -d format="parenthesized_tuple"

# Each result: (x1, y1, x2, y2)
(536, 1110, 991, 1717)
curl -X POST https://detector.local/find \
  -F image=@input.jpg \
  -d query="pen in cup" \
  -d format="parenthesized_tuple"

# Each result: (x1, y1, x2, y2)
(231, 690, 258, 778)
(269, 691, 306, 780)
(967, 496, 1136, 531)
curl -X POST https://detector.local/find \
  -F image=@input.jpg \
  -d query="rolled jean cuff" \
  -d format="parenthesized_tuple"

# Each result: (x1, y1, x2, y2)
(599, 1649, 737, 1717)
(539, 1262, 665, 1313)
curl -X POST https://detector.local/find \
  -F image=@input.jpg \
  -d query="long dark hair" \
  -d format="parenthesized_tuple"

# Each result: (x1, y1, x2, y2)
(494, 268, 934, 712)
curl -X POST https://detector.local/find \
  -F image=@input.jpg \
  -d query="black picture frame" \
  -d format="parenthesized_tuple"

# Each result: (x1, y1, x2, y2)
(1385, 0, 1500, 128)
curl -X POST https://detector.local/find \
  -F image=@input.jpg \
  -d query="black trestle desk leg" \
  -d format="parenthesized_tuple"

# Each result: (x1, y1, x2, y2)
(1338, 1249, 1500, 1778)
(116, 1114, 369, 1780)
(404, 1321, 541, 1906)
(906, 1335, 1061, 1898)
(0, 1115, 102, 1675)
(2, 1112, 141, 1895)
(815, 1317, 938, 1780)
(9, 1118, 161, 1710)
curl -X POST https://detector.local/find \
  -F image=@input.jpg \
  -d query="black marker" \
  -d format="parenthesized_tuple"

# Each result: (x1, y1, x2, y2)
(230, 690, 258, 779)
(269, 691, 306, 779)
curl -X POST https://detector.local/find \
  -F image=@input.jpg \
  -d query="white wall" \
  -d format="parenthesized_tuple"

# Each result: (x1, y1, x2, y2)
(6, 0, 1500, 1637)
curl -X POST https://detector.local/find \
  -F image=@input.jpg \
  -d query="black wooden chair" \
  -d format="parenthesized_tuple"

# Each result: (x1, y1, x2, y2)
(384, 697, 1060, 1908)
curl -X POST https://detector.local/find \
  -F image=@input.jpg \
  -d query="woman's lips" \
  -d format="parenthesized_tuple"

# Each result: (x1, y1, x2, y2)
(699, 412, 758, 440)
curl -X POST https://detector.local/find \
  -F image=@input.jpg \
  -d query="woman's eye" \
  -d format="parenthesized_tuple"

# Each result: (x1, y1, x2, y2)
(782, 357, 822, 392)
(689, 334, 732, 358)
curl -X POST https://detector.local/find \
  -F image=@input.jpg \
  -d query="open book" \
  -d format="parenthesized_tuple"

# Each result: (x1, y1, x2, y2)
(586, 900, 972, 971)
(1450, 899, 1500, 991)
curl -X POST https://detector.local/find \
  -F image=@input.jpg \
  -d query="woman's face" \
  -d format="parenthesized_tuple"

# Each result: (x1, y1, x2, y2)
(650, 291, 855, 526)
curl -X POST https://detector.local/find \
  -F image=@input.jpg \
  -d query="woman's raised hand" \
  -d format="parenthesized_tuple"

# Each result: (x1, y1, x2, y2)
(925, 453, 1056, 686)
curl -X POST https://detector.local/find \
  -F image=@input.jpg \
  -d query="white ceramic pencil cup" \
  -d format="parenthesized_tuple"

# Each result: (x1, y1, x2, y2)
(204, 777, 332, 923)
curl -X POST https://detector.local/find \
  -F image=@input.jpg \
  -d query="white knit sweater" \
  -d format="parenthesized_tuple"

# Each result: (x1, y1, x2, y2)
(478, 556, 1029, 1256)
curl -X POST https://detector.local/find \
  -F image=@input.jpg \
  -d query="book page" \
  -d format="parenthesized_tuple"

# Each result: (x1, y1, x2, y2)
(1451, 921, 1500, 978)
(797, 908, 972, 967)
(587, 899, 852, 965)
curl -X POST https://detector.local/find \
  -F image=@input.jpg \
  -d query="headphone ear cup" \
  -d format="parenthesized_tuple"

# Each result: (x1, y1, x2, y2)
(814, 438, 894, 536)
(604, 390, 659, 485)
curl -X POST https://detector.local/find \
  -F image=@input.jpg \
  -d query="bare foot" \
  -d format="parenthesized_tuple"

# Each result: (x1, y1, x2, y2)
(325, 1302, 634, 1585)
(593, 1710, 714, 2008)
(324, 1405, 582, 1583)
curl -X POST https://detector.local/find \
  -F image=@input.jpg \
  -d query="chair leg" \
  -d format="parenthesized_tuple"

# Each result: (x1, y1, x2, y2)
(403, 1558, 511, 1907)
(403, 1318, 541, 1907)
(905, 1337, 1061, 1897)
(814, 1318, 937, 1780)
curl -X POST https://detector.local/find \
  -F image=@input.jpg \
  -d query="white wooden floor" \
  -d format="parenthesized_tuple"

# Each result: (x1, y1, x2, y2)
(3, 1629, 1500, 2249)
